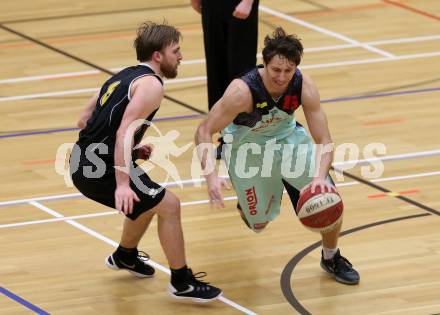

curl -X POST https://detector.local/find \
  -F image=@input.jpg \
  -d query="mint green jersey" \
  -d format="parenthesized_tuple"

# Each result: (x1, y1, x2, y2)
(222, 66, 319, 232)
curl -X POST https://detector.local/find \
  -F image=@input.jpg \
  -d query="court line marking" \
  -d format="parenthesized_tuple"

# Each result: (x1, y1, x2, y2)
(1, 86, 439, 140)
(0, 87, 99, 102)
(302, 51, 440, 69)
(3, 34, 438, 85)
(0, 196, 238, 228)
(0, 24, 205, 115)
(1, 50, 439, 103)
(259, 5, 395, 58)
(0, 3, 191, 25)
(26, 200, 258, 315)
(280, 213, 433, 315)
(0, 85, 439, 140)
(0, 286, 50, 315)
(383, 0, 440, 21)
(0, 148, 439, 207)
(1, 171, 439, 229)
(332, 149, 440, 167)
(0, 114, 200, 140)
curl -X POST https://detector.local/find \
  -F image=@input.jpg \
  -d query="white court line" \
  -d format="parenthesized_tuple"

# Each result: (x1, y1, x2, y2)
(27, 200, 258, 315)
(1, 209, 117, 228)
(0, 78, 208, 101)
(0, 87, 100, 102)
(366, 35, 440, 46)
(0, 76, 207, 102)
(1, 50, 439, 103)
(259, 5, 395, 58)
(0, 70, 104, 84)
(0, 177, 220, 207)
(1, 196, 238, 228)
(1, 149, 439, 207)
(0, 70, 206, 85)
(2, 171, 440, 229)
(333, 149, 440, 167)
(300, 51, 440, 70)
(304, 35, 440, 53)
(1, 34, 439, 85)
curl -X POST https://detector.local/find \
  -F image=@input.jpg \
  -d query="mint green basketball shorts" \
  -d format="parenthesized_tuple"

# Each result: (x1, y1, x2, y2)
(224, 126, 316, 232)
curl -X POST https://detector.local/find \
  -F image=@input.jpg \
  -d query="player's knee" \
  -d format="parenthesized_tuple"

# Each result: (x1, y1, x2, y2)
(159, 203, 181, 220)
(157, 191, 181, 219)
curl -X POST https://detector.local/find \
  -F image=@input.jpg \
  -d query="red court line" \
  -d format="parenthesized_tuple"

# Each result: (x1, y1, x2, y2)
(0, 24, 202, 50)
(368, 193, 387, 199)
(291, 3, 386, 18)
(22, 159, 55, 165)
(368, 188, 420, 199)
(399, 189, 420, 195)
(383, 0, 440, 21)
(363, 118, 404, 126)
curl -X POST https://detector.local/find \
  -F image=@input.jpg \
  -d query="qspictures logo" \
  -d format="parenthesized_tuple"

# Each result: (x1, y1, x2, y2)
(55, 120, 388, 190)
(55, 120, 192, 195)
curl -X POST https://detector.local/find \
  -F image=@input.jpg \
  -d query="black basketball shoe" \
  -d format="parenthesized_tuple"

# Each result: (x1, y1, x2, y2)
(168, 268, 222, 303)
(105, 250, 155, 278)
(320, 249, 360, 284)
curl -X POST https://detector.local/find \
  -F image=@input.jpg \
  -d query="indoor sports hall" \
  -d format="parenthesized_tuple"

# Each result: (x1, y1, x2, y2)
(1, 1, 439, 314)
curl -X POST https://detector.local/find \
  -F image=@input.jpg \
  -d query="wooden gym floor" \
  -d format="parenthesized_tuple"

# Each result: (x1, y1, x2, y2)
(0, 0, 439, 314)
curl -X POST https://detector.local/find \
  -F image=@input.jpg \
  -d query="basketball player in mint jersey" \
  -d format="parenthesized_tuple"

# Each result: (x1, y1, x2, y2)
(195, 27, 359, 285)
(70, 22, 222, 302)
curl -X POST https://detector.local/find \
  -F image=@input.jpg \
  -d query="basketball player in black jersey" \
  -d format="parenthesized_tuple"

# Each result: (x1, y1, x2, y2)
(70, 22, 222, 302)
(195, 28, 360, 285)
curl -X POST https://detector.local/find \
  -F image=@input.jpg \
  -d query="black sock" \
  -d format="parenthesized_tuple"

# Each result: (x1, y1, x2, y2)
(170, 265, 189, 288)
(115, 245, 138, 265)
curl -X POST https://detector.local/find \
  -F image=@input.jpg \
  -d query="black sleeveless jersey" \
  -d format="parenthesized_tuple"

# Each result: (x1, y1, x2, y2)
(233, 65, 303, 127)
(77, 64, 162, 164)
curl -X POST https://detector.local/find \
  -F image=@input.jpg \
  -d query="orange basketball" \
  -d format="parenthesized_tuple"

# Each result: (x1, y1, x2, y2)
(296, 185, 343, 233)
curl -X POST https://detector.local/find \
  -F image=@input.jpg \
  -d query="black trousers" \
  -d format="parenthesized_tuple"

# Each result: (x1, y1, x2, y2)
(201, 0, 259, 109)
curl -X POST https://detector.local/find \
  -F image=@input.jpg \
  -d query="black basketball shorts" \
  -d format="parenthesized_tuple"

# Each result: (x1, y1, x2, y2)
(71, 160, 166, 220)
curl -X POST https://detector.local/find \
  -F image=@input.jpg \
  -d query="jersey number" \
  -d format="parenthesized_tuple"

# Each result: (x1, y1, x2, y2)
(100, 81, 121, 106)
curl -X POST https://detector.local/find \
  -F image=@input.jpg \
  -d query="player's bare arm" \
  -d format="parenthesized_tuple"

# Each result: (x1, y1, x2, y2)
(114, 76, 163, 214)
(77, 91, 100, 129)
(195, 79, 251, 207)
(301, 73, 335, 193)
(196, 79, 252, 170)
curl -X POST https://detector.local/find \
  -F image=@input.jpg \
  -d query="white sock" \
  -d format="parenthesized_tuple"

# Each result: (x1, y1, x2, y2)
(323, 247, 338, 260)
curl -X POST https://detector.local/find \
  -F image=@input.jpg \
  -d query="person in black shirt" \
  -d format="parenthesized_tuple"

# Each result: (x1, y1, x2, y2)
(70, 21, 222, 302)
(190, 0, 258, 110)
(191, 0, 259, 158)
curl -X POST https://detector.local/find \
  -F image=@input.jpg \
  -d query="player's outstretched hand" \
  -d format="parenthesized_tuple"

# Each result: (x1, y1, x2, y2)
(206, 173, 231, 208)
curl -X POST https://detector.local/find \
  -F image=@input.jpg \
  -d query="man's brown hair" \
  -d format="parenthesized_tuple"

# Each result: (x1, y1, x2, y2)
(262, 27, 303, 65)
(134, 21, 182, 62)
